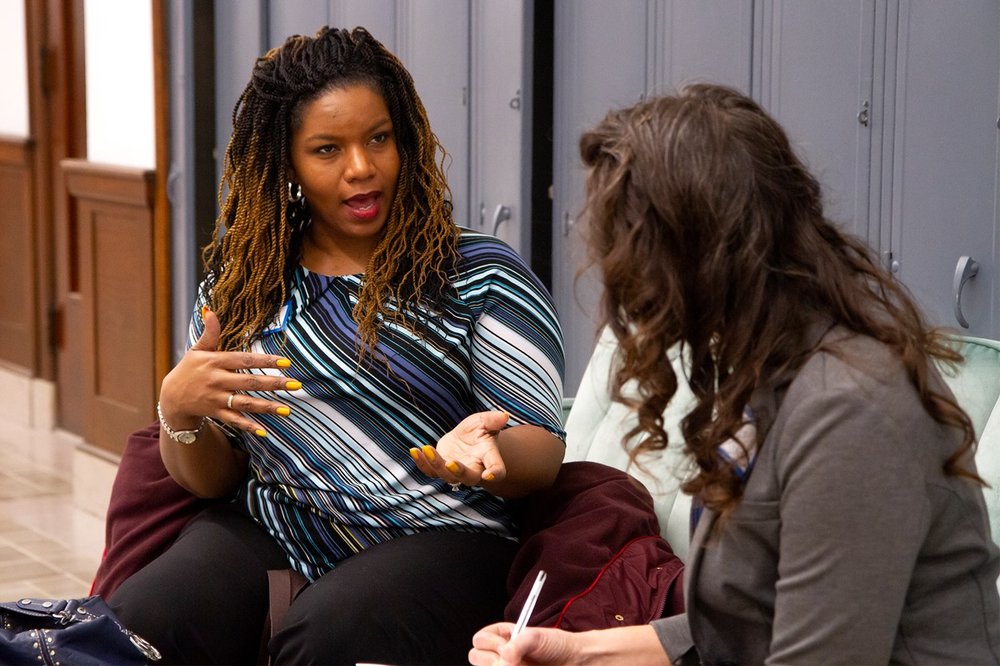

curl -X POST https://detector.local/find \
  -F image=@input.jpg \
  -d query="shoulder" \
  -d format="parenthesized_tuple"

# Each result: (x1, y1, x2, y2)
(455, 228, 530, 272)
(791, 329, 914, 407)
(453, 228, 552, 302)
(770, 328, 955, 470)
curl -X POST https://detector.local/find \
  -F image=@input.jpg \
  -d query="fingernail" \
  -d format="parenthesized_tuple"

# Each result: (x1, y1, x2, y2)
(421, 445, 437, 462)
(255, 429, 267, 437)
(276, 406, 291, 416)
(484, 473, 495, 481)
(201, 305, 209, 319)
(446, 461, 460, 474)
(276, 358, 292, 368)
(285, 381, 302, 390)
(409, 448, 420, 462)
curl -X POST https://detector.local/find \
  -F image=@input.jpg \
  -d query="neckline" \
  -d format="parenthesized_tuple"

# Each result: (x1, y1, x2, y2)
(299, 264, 363, 280)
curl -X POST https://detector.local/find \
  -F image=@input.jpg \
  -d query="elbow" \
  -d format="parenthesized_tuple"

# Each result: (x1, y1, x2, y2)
(168, 467, 241, 500)
(160, 446, 246, 499)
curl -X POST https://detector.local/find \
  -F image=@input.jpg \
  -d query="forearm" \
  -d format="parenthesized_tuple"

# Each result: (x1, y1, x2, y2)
(480, 424, 564, 498)
(159, 420, 247, 498)
(575, 626, 671, 666)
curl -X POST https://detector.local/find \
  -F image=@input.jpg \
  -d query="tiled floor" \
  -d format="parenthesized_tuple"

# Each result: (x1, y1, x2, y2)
(0, 422, 105, 601)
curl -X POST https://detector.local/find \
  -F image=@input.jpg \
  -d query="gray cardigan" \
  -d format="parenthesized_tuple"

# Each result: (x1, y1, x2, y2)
(654, 328, 1000, 664)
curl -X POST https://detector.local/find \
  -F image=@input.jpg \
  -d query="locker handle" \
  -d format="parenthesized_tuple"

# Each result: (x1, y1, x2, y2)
(491, 205, 511, 236)
(953, 255, 979, 329)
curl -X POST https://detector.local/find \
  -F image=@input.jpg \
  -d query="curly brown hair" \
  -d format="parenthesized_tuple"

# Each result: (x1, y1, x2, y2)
(579, 83, 979, 520)
(202, 26, 458, 355)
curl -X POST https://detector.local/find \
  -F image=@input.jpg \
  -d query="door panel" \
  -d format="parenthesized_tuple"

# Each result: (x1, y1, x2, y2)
(756, 0, 877, 241)
(552, 0, 649, 394)
(890, 0, 1000, 336)
(552, 0, 754, 394)
(26, 0, 87, 432)
(650, 0, 753, 94)
(396, 0, 471, 232)
(470, 0, 529, 249)
(268, 1, 330, 44)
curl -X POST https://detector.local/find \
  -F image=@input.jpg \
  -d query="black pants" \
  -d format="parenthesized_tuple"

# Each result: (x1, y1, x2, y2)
(109, 504, 518, 665)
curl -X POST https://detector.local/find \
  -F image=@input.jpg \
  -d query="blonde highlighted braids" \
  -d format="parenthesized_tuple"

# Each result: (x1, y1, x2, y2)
(202, 26, 458, 354)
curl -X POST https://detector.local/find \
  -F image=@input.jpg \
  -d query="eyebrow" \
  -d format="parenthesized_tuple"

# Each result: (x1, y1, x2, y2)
(302, 116, 393, 143)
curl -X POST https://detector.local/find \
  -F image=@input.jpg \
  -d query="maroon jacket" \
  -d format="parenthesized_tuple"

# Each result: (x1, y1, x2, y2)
(90, 422, 211, 598)
(505, 461, 685, 630)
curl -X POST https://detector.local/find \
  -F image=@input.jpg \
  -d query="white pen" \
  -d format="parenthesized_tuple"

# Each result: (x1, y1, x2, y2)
(511, 569, 547, 638)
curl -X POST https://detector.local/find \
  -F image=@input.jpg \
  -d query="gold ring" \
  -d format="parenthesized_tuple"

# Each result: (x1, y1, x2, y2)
(227, 392, 236, 410)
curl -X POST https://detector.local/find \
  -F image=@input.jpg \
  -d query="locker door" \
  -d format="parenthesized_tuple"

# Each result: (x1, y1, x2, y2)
(755, 0, 879, 243)
(551, 0, 649, 393)
(552, 0, 754, 394)
(395, 1, 471, 232)
(214, 0, 267, 190)
(649, 0, 754, 95)
(469, 0, 532, 253)
(889, 0, 1000, 336)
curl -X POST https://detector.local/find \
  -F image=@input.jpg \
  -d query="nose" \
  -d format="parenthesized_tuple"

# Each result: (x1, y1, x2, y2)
(344, 145, 375, 181)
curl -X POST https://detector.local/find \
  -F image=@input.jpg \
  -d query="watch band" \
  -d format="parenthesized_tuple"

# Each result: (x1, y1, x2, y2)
(156, 402, 205, 444)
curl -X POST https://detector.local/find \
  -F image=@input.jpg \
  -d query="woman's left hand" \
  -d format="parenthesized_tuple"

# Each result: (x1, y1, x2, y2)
(410, 410, 510, 488)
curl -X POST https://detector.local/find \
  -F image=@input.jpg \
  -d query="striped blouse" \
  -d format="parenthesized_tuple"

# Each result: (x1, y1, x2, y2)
(189, 230, 566, 580)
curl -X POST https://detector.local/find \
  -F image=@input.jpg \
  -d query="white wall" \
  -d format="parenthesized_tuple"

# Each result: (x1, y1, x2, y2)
(84, 0, 156, 168)
(0, 0, 30, 137)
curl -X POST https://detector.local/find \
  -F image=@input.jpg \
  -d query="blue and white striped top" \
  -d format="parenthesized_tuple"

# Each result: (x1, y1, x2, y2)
(189, 230, 565, 580)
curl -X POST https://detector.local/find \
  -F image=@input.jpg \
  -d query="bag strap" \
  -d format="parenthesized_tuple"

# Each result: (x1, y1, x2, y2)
(257, 568, 309, 666)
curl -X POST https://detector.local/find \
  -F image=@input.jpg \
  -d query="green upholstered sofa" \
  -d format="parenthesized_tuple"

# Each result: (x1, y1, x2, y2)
(562, 328, 1000, 564)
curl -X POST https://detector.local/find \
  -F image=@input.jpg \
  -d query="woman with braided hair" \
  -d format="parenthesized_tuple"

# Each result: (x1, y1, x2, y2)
(110, 26, 565, 665)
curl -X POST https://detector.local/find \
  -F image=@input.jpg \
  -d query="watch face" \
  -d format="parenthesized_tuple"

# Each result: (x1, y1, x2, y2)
(176, 430, 198, 444)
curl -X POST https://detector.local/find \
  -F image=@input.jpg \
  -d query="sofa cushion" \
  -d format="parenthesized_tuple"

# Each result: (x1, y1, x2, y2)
(974, 399, 1000, 546)
(564, 327, 695, 561)
(937, 335, 1000, 439)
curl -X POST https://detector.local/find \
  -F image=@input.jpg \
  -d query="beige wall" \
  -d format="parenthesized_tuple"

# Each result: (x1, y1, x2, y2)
(0, 0, 29, 136)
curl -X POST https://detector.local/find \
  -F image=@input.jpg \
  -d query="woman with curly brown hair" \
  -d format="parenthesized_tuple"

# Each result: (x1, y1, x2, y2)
(110, 26, 565, 665)
(471, 83, 999, 664)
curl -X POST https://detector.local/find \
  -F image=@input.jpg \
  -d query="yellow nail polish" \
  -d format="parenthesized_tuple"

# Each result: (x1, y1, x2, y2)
(409, 448, 420, 462)
(276, 358, 291, 368)
(446, 461, 460, 474)
(285, 381, 302, 390)
(255, 429, 267, 437)
(200, 305, 209, 319)
(421, 445, 437, 462)
(276, 406, 291, 416)
(484, 473, 496, 481)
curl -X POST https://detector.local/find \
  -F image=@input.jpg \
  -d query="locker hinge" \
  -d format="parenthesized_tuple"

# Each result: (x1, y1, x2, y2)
(48, 305, 63, 351)
(40, 46, 55, 96)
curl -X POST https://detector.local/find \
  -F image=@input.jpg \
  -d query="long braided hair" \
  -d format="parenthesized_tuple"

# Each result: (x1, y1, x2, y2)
(580, 84, 979, 521)
(202, 26, 458, 354)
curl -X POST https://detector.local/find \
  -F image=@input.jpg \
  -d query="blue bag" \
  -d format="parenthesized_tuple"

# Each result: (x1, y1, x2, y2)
(0, 595, 161, 665)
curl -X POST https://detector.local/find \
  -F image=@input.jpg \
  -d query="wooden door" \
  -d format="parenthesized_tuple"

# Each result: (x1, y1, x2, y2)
(25, 0, 87, 433)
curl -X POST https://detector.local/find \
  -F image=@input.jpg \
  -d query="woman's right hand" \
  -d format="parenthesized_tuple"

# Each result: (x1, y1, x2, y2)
(470, 623, 671, 666)
(157, 308, 299, 437)
(469, 624, 582, 666)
